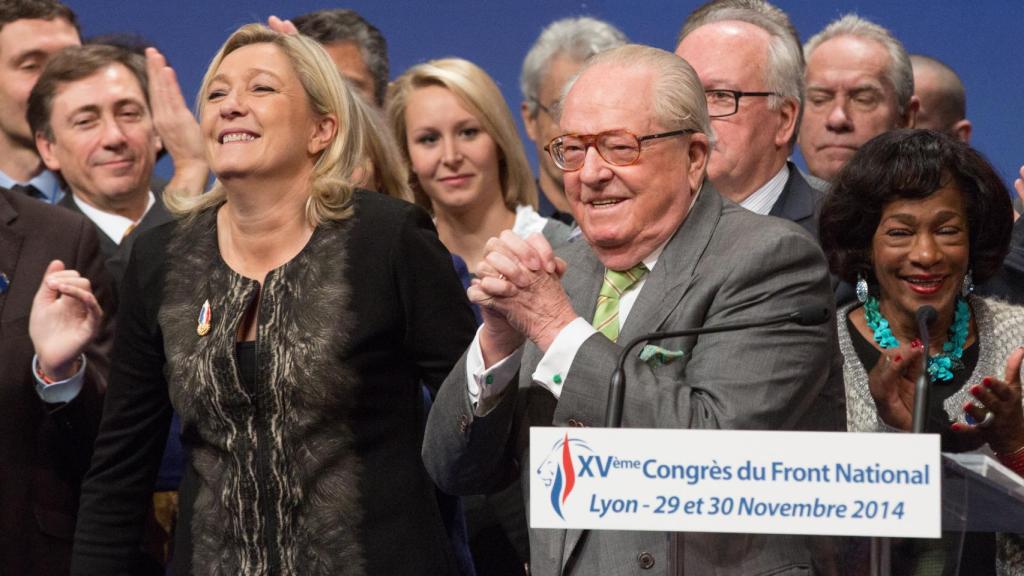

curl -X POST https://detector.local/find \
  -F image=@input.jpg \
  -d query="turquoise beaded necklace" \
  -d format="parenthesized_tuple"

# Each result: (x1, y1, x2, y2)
(863, 296, 970, 382)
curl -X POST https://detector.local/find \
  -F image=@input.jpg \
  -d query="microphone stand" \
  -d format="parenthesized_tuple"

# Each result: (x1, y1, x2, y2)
(873, 305, 936, 576)
(911, 306, 937, 434)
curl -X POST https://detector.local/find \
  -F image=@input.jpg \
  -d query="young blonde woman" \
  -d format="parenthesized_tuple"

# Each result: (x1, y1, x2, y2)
(388, 58, 571, 286)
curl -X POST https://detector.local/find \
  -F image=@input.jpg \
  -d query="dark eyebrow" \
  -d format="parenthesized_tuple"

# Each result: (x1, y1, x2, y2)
(115, 98, 147, 110)
(884, 209, 964, 225)
(11, 49, 48, 65)
(67, 104, 100, 118)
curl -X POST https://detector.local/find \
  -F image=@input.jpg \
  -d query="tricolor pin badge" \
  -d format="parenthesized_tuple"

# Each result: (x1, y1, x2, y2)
(197, 299, 212, 336)
(0, 272, 8, 295)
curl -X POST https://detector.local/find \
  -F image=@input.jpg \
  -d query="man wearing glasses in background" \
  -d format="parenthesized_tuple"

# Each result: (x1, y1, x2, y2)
(675, 0, 825, 240)
(423, 43, 843, 575)
(519, 16, 627, 225)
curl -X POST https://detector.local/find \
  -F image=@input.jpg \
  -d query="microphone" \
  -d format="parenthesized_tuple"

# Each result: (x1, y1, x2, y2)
(911, 305, 937, 434)
(603, 305, 831, 428)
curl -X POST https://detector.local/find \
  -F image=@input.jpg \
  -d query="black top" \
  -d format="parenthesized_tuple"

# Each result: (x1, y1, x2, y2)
(72, 191, 477, 576)
(235, 341, 256, 399)
(846, 314, 979, 451)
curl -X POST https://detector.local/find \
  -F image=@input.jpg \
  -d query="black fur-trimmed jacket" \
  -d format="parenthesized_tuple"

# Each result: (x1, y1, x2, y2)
(72, 191, 477, 576)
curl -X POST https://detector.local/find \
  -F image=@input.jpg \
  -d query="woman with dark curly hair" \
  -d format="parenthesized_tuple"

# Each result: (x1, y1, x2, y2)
(819, 129, 1023, 575)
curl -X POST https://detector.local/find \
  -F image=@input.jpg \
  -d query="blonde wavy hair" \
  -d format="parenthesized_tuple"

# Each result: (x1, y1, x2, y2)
(164, 23, 411, 222)
(386, 57, 537, 213)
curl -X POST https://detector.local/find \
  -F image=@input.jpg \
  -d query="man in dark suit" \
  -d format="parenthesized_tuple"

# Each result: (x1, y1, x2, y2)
(28, 43, 180, 570)
(423, 44, 844, 575)
(0, 186, 113, 575)
(675, 0, 824, 240)
(28, 43, 171, 288)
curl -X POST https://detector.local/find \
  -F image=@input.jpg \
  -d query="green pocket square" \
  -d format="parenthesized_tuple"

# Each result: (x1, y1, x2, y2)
(639, 345, 685, 365)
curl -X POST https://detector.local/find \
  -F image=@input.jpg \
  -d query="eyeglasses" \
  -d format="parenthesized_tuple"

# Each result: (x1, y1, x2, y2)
(544, 129, 695, 172)
(705, 89, 780, 118)
(530, 99, 555, 118)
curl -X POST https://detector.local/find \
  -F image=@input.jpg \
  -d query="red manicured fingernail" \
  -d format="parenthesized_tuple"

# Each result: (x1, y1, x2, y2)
(970, 385, 982, 396)
(951, 423, 962, 431)
(963, 401, 974, 411)
(894, 355, 902, 363)
(982, 377, 992, 387)
(911, 339, 923, 349)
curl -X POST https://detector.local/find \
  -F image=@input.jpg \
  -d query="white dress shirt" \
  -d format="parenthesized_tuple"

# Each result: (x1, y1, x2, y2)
(74, 191, 156, 244)
(738, 164, 789, 215)
(466, 243, 666, 414)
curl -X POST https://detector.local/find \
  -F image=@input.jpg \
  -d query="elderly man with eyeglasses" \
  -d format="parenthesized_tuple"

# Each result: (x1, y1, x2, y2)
(423, 43, 844, 576)
(675, 0, 826, 240)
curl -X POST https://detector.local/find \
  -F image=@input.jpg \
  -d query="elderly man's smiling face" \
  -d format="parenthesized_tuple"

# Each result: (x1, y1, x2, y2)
(560, 60, 708, 271)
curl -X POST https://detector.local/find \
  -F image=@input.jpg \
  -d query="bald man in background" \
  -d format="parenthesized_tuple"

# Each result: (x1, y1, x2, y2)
(911, 54, 971, 143)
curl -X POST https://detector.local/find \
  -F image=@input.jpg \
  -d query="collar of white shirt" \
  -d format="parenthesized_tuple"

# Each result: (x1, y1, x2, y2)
(73, 191, 155, 244)
(738, 164, 789, 215)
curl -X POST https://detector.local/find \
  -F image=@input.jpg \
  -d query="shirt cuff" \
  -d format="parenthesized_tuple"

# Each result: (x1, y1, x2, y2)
(466, 327, 524, 416)
(531, 317, 597, 399)
(33, 354, 87, 404)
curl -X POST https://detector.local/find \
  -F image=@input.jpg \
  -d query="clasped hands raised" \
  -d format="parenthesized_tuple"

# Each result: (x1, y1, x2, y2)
(470, 231, 576, 366)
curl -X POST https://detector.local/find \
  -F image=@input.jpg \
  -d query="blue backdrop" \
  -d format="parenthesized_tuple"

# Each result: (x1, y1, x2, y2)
(68, 0, 1023, 188)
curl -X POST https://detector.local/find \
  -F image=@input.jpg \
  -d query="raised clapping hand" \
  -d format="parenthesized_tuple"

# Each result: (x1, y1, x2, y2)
(470, 232, 573, 366)
(145, 47, 208, 197)
(28, 261, 103, 381)
(866, 341, 926, 431)
(952, 347, 1024, 456)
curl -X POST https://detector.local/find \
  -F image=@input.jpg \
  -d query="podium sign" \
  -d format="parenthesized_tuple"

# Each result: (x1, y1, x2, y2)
(529, 428, 940, 538)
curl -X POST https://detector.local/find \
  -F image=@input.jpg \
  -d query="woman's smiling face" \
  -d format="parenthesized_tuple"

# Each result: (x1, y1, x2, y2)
(201, 42, 323, 183)
(872, 184, 970, 329)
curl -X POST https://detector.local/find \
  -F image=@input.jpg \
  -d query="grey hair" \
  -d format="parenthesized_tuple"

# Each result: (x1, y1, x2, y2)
(520, 16, 627, 116)
(567, 44, 714, 147)
(678, 0, 803, 111)
(804, 14, 914, 115)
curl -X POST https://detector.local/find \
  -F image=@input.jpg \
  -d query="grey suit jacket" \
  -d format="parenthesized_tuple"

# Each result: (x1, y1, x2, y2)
(768, 162, 826, 241)
(424, 184, 846, 576)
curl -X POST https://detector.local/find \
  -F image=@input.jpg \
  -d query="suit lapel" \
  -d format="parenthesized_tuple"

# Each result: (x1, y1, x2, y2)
(560, 237, 604, 321)
(618, 183, 723, 345)
(555, 240, 601, 573)
(59, 193, 119, 254)
(768, 162, 813, 224)
(0, 191, 24, 319)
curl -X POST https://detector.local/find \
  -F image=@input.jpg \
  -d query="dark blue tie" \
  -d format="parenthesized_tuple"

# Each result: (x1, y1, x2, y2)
(11, 184, 45, 200)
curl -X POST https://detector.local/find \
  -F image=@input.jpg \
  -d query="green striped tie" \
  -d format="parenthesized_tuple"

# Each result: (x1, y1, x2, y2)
(593, 263, 648, 342)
